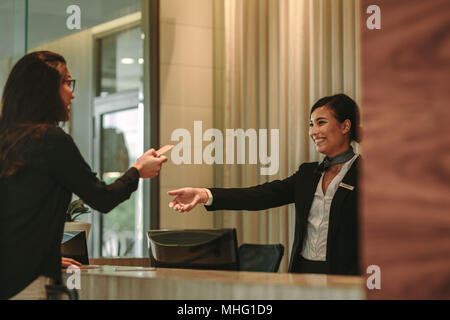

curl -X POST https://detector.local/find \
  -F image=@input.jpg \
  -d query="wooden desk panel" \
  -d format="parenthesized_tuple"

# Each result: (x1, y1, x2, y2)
(360, 0, 450, 299)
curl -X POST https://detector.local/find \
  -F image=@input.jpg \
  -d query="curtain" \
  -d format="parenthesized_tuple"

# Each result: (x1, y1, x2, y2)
(213, 0, 360, 272)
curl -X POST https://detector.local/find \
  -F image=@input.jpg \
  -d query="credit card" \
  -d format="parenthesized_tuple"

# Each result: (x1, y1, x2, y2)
(156, 145, 174, 155)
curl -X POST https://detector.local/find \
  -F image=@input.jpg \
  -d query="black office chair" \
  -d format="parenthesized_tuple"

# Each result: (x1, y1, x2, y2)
(238, 243, 284, 272)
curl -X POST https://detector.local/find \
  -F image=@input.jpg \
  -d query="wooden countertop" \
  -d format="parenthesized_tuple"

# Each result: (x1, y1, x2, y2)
(64, 265, 365, 300)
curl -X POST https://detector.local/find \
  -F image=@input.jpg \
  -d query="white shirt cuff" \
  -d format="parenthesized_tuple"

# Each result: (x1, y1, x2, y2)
(203, 188, 213, 206)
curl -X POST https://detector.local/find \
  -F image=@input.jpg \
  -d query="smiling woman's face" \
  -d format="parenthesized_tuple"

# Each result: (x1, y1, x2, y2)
(309, 105, 351, 158)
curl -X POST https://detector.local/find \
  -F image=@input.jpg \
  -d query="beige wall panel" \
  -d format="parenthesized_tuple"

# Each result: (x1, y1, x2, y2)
(161, 0, 213, 28)
(159, 105, 213, 186)
(161, 162, 214, 190)
(159, 0, 215, 230)
(160, 104, 213, 140)
(161, 23, 213, 67)
(161, 64, 213, 107)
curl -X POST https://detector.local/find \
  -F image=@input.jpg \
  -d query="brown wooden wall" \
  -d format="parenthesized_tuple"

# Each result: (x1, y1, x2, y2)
(360, 0, 450, 299)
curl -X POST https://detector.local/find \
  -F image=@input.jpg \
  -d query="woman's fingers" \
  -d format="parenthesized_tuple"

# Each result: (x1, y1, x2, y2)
(169, 199, 180, 208)
(173, 198, 198, 213)
(133, 148, 168, 178)
(171, 202, 185, 212)
(168, 188, 185, 196)
(144, 148, 157, 157)
(66, 257, 82, 266)
(61, 257, 82, 268)
(168, 188, 202, 213)
(159, 156, 168, 163)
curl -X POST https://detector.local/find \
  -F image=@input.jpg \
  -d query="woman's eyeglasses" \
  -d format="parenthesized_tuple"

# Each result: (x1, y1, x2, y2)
(64, 79, 76, 93)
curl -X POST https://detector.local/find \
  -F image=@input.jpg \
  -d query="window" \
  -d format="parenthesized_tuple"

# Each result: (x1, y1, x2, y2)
(93, 23, 147, 257)
(22, 0, 152, 258)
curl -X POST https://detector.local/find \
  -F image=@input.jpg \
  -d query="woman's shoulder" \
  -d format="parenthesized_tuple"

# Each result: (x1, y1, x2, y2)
(289, 161, 320, 179)
(43, 125, 72, 143)
(298, 161, 320, 171)
(44, 124, 68, 136)
(39, 125, 76, 153)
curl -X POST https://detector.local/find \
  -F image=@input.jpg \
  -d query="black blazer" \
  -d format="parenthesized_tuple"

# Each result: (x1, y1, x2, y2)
(207, 157, 360, 275)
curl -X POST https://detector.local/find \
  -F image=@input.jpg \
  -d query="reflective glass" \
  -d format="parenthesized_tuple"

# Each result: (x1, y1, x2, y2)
(27, 0, 141, 49)
(98, 26, 143, 96)
(101, 108, 141, 257)
(22, 0, 146, 258)
(0, 0, 27, 98)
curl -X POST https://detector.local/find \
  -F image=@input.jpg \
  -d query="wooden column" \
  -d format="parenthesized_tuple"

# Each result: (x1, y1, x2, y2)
(360, 0, 450, 299)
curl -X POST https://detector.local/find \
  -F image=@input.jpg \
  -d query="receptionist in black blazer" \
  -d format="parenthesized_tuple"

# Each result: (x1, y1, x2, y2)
(168, 94, 362, 275)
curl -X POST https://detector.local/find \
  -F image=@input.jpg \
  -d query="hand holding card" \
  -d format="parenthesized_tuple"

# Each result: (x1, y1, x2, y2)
(133, 147, 168, 178)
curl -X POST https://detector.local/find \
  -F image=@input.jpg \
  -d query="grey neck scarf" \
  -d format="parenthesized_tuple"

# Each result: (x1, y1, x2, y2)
(316, 147, 355, 173)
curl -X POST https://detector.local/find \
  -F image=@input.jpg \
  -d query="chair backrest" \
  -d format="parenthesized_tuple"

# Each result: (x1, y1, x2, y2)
(238, 243, 284, 272)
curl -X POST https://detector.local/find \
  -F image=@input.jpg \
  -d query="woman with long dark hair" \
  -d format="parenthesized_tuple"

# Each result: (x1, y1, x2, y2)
(168, 93, 362, 276)
(0, 51, 167, 299)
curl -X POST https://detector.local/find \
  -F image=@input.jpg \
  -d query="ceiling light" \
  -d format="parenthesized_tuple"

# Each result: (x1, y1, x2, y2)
(104, 172, 122, 178)
(121, 58, 135, 64)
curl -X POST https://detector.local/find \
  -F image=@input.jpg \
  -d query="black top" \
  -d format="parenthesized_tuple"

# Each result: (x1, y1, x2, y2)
(0, 126, 139, 299)
(206, 158, 360, 275)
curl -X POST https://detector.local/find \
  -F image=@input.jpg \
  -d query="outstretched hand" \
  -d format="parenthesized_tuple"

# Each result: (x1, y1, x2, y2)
(168, 188, 209, 213)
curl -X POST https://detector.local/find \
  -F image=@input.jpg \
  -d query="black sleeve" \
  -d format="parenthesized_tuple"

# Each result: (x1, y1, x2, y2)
(206, 168, 300, 211)
(43, 127, 139, 213)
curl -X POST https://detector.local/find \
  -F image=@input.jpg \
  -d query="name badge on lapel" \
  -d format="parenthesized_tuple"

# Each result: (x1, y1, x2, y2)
(339, 182, 355, 191)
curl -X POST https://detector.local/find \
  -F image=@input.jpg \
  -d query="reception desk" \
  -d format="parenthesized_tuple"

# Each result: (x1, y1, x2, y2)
(62, 263, 365, 300)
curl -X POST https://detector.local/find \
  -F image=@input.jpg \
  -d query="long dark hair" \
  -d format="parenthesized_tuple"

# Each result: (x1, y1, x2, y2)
(0, 51, 68, 177)
(310, 93, 361, 143)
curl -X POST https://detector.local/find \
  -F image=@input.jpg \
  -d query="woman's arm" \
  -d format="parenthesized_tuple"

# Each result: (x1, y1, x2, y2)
(43, 127, 166, 213)
(168, 170, 299, 213)
(207, 173, 298, 211)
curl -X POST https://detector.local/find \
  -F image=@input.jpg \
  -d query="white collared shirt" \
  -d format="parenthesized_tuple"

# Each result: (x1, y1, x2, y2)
(300, 154, 359, 261)
(203, 188, 214, 206)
